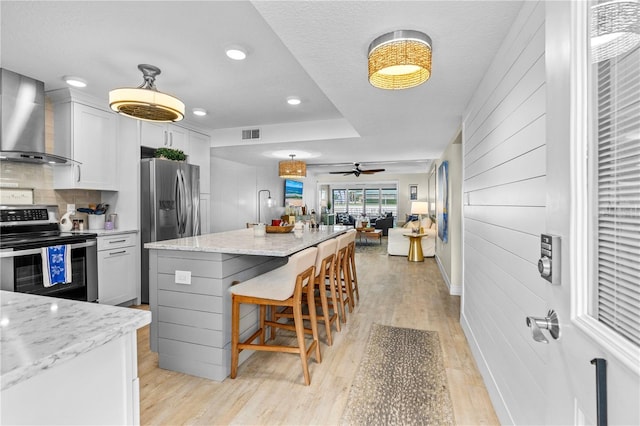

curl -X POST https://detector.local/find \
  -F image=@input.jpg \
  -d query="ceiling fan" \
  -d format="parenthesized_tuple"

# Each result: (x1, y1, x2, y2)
(329, 163, 386, 177)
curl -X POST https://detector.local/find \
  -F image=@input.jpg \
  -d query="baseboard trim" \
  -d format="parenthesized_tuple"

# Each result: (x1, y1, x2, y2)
(460, 312, 514, 425)
(435, 255, 462, 296)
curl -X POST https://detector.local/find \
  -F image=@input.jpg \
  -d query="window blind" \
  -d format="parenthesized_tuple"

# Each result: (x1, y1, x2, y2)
(595, 46, 640, 347)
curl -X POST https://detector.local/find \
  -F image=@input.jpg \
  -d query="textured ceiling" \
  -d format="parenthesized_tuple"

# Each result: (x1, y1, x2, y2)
(0, 1, 523, 174)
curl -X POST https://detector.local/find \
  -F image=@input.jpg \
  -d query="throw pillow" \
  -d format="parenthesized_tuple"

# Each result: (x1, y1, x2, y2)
(403, 221, 419, 229)
(421, 217, 432, 230)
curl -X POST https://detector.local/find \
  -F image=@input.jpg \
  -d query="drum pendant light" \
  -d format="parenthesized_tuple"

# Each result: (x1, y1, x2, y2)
(591, 0, 640, 63)
(279, 154, 307, 178)
(109, 64, 185, 122)
(368, 30, 432, 90)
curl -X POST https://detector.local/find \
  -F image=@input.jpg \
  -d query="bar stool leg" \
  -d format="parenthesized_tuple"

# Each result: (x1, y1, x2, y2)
(349, 242, 360, 303)
(342, 247, 355, 311)
(230, 295, 240, 379)
(327, 265, 341, 332)
(316, 274, 334, 346)
(293, 291, 311, 385)
(306, 282, 321, 362)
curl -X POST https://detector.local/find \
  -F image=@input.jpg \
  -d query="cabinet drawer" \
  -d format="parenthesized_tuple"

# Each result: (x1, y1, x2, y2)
(98, 246, 137, 305)
(98, 233, 136, 251)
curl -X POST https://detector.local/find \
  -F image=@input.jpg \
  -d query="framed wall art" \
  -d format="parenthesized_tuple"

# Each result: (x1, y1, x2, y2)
(437, 161, 448, 243)
(409, 184, 418, 201)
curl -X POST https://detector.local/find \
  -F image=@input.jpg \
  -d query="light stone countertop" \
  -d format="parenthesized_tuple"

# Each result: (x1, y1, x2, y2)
(144, 225, 350, 256)
(0, 291, 151, 390)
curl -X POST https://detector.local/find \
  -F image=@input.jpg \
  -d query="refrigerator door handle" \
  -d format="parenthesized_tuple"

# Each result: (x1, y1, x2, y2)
(175, 169, 182, 236)
(179, 169, 187, 235)
(193, 190, 200, 236)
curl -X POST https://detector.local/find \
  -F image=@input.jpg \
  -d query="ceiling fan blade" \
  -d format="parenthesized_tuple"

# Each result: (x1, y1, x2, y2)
(329, 170, 355, 175)
(361, 168, 386, 174)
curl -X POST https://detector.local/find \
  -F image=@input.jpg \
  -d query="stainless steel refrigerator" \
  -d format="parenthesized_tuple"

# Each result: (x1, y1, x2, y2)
(140, 158, 200, 303)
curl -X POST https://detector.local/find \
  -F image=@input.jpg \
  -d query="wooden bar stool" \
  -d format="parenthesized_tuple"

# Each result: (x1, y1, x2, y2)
(313, 239, 340, 345)
(272, 239, 340, 346)
(230, 247, 320, 385)
(345, 229, 360, 306)
(334, 233, 352, 323)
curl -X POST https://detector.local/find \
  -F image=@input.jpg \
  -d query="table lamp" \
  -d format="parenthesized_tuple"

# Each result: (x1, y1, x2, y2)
(410, 201, 429, 233)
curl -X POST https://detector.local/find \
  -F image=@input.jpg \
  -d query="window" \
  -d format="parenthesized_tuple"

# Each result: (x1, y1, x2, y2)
(331, 186, 397, 217)
(332, 189, 347, 213)
(590, 2, 640, 347)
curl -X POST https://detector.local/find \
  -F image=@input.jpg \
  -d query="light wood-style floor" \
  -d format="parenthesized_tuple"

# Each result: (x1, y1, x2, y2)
(135, 249, 498, 425)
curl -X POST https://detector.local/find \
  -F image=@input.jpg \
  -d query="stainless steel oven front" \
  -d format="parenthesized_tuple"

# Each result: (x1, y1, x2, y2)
(0, 239, 98, 302)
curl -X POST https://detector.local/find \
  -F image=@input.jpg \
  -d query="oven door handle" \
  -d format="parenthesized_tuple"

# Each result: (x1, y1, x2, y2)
(0, 240, 97, 258)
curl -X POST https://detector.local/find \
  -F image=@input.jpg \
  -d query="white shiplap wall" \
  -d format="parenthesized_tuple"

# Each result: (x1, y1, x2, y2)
(461, 2, 548, 424)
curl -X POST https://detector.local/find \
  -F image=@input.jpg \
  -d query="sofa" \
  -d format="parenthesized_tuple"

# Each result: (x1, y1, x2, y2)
(336, 213, 356, 227)
(373, 215, 394, 236)
(387, 217, 436, 257)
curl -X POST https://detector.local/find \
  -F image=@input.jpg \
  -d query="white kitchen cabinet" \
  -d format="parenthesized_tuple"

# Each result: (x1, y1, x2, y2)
(140, 121, 187, 152)
(49, 89, 118, 190)
(2, 331, 142, 425)
(187, 130, 211, 194)
(97, 232, 138, 306)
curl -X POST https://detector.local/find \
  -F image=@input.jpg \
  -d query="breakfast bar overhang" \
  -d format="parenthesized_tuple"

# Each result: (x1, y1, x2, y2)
(144, 226, 348, 381)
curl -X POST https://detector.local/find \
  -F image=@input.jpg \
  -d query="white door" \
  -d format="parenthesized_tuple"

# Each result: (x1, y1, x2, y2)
(542, 2, 639, 424)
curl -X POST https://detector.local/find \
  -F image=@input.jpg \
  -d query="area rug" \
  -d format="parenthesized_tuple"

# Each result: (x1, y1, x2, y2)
(355, 236, 388, 255)
(340, 324, 455, 425)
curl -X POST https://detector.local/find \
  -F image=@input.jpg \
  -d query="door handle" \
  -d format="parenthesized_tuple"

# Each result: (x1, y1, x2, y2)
(526, 310, 560, 343)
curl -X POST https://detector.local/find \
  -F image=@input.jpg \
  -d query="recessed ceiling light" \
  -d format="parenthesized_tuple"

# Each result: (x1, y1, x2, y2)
(226, 48, 247, 61)
(63, 76, 87, 88)
(287, 97, 301, 106)
(192, 108, 207, 117)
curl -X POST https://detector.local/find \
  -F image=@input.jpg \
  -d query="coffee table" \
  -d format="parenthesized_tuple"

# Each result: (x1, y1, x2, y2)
(356, 228, 382, 245)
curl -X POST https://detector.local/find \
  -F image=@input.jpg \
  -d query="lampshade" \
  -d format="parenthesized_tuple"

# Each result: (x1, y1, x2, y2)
(279, 154, 307, 178)
(368, 30, 432, 90)
(591, 0, 640, 63)
(109, 64, 184, 122)
(411, 201, 429, 215)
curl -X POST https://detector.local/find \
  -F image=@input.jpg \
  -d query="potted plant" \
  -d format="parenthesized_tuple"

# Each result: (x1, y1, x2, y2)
(155, 147, 186, 161)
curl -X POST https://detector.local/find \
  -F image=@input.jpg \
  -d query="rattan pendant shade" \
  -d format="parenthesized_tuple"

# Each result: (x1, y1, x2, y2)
(591, 0, 640, 63)
(279, 154, 306, 178)
(368, 30, 432, 90)
(109, 64, 185, 122)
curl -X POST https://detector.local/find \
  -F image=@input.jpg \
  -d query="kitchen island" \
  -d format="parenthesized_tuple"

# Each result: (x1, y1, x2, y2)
(0, 291, 150, 425)
(144, 225, 347, 381)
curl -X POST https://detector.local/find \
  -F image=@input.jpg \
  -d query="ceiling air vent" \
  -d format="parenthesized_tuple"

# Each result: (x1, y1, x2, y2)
(241, 128, 260, 140)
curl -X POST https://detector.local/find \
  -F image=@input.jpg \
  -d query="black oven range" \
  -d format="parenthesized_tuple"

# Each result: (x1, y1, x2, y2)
(0, 205, 98, 302)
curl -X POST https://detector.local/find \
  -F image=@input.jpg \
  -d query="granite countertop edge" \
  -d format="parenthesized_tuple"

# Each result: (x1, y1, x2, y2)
(0, 292, 151, 391)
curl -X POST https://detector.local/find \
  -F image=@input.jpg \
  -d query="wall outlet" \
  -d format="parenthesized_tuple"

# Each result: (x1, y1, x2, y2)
(175, 270, 191, 285)
(67, 204, 76, 214)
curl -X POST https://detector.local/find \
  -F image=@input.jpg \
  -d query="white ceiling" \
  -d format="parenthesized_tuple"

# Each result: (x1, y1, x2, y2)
(1, 1, 523, 175)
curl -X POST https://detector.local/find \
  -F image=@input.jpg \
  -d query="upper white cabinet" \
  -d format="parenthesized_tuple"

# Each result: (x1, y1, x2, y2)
(49, 89, 118, 191)
(140, 121, 187, 152)
(187, 130, 210, 194)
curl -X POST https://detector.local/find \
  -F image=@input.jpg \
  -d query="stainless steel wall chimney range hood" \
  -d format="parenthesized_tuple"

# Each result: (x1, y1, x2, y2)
(0, 68, 70, 164)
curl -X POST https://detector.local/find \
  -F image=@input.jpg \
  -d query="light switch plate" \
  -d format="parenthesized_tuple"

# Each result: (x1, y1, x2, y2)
(175, 270, 191, 285)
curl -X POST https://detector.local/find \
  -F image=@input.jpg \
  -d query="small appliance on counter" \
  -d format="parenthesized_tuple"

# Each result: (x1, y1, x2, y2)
(0, 205, 98, 302)
(59, 211, 73, 231)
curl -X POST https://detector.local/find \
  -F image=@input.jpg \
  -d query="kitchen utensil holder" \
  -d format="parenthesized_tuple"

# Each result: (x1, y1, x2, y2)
(88, 214, 105, 230)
